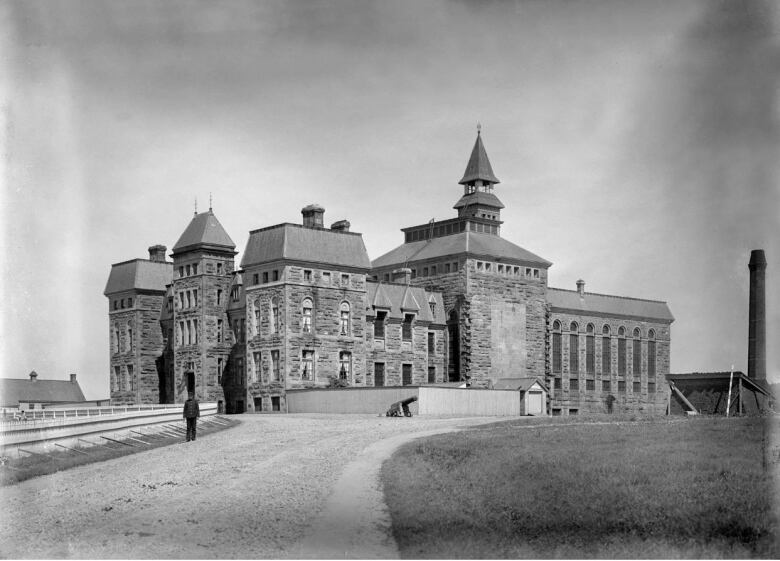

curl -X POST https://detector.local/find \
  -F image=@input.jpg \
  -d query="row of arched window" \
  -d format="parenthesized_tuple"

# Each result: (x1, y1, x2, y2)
(551, 320, 657, 378)
(249, 297, 353, 338)
(112, 322, 133, 354)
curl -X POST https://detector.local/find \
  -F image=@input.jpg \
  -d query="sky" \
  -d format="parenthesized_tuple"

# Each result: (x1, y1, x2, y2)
(1, 0, 778, 399)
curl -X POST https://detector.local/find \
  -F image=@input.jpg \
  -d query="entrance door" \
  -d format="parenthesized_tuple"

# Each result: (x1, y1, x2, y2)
(527, 390, 544, 415)
(186, 371, 195, 395)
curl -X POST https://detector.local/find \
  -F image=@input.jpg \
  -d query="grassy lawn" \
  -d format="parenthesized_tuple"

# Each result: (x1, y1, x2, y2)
(382, 416, 778, 558)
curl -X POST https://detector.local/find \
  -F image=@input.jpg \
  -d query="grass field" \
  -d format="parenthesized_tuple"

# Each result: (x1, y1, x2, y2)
(382, 416, 778, 558)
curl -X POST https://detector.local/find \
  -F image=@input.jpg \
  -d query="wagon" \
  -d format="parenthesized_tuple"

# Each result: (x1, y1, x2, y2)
(385, 396, 417, 417)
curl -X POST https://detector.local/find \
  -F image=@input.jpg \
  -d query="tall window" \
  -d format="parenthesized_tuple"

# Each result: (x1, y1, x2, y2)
(113, 366, 120, 392)
(374, 363, 385, 387)
(428, 366, 436, 384)
(402, 364, 413, 386)
(217, 289, 223, 306)
(402, 314, 414, 341)
(113, 326, 119, 354)
(217, 262, 223, 275)
(302, 298, 313, 333)
(428, 332, 435, 355)
(601, 325, 611, 376)
(632, 327, 642, 377)
(339, 351, 351, 381)
(340, 302, 350, 335)
(569, 322, 579, 375)
(193, 319, 198, 344)
(429, 296, 436, 316)
(271, 298, 279, 334)
(271, 350, 280, 381)
(186, 291, 192, 308)
(648, 330, 656, 378)
(254, 308, 261, 336)
(217, 358, 224, 385)
(586, 324, 595, 375)
(302, 350, 314, 380)
(374, 311, 387, 338)
(236, 357, 244, 386)
(126, 322, 133, 352)
(126, 365, 133, 391)
(193, 289, 198, 306)
(239, 319, 245, 344)
(217, 319, 224, 343)
(552, 321, 562, 374)
(253, 352, 261, 383)
(618, 327, 626, 376)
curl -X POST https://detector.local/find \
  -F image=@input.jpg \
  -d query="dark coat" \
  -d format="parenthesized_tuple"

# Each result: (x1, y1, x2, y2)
(183, 398, 200, 419)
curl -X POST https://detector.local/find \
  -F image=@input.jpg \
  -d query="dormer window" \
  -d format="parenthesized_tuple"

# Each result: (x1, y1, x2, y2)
(402, 314, 414, 341)
(374, 311, 387, 338)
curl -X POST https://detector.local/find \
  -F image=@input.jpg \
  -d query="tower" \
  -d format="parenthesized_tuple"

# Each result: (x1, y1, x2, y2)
(170, 208, 237, 403)
(748, 249, 767, 380)
(454, 128, 505, 231)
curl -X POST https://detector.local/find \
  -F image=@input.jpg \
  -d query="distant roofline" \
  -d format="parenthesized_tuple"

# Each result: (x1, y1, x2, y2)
(170, 243, 238, 256)
(547, 286, 669, 305)
(400, 216, 501, 233)
(109, 257, 173, 268)
(248, 222, 364, 237)
(373, 250, 551, 270)
(242, 257, 370, 273)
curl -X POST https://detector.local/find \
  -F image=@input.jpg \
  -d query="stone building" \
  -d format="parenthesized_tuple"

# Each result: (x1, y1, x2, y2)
(105, 130, 673, 414)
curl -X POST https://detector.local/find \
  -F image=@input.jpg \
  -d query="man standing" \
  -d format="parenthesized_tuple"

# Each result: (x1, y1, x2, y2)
(183, 393, 200, 442)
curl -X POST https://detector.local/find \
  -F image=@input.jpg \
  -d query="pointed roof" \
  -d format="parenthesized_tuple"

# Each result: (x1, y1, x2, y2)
(172, 210, 236, 255)
(400, 285, 421, 312)
(372, 283, 394, 309)
(459, 132, 500, 185)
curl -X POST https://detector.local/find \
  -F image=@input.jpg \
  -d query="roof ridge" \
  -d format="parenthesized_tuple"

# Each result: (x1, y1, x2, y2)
(547, 286, 668, 305)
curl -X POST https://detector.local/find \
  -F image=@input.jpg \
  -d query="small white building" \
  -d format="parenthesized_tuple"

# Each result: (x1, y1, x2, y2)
(493, 377, 549, 416)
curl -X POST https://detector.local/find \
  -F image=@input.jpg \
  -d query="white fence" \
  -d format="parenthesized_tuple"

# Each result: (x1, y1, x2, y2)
(418, 387, 522, 416)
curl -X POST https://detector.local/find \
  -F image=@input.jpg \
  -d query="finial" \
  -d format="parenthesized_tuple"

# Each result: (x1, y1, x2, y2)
(209, 192, 213, 212)
(477, 122, 482, 134)
(194, 197, 198, 216)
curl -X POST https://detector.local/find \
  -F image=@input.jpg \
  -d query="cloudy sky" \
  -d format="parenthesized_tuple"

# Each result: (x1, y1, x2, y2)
(2, 0, 778, 399)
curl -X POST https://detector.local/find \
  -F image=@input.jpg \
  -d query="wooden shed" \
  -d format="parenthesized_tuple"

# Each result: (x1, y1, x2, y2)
(494, 378, 549, 416)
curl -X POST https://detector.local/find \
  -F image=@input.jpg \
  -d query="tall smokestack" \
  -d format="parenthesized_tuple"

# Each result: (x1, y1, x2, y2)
(747, 249, 767, 380)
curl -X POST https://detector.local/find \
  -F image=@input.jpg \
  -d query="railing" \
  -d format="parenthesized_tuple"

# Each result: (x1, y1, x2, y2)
(0, 404, 186, 429)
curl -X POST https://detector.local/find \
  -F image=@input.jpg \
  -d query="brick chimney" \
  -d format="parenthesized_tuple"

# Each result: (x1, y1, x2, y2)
(301, 204, 325, 229)
(330, 220, 351, 232)
(392, 268, 412, 285)
(148, 244, 167, 262)
(748, 249, 767, 380)
(576, 279, 585, 298)
(70, 373, 77, 384)
(29, 370, 38, 382)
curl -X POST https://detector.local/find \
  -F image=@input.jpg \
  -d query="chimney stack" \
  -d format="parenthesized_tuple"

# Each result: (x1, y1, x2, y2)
(29, 371, 38, 382)
(330, 220, 351, 232)
(576, 279, 585, 298)
(301, 204, 325, 229)
(148, 245, 167, 262)
(392, 268, 412, 285)
(70, 373, 77, 384)
(748, 249, 767, 380)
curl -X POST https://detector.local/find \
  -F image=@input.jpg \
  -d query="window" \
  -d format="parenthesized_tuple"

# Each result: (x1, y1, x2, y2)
(322, 272, 331, 284)
(113, 366, 120, 392)
(445, 263, 451, 274)
(552, 321, 562, 374)
(217, 289, 223, 306)
(339, 351, 351, 381)
(618, 380, 626, 392)
(374, 363, 385, 387)
(429, 296, 436, 316)
(302, 350, 314, 381)
(431, 265, 437, 275)
(301, 298, 313, 333)
(374, 311, 387, 338)
(569, 322, 579, 374)
(648, 330, 656, 378)
(586, 324, 595, 375)
(193, 319, 198, 344)
(186, 265, 191, 276)
(193, 289, 198, 307)
(254, 309, 261, 336)
(648, 381, 656, 393)
(340, 302, 350, 335)
(554, 377, 561, 389)
(586, 379, 595, 391)
(126, 365, 133, 391)
(217, 319, 224, 343)
(113, 326, 119, 354)
(423, 267, 429, 276)
(402, 314, 414, 341)
(272, 270, 279, 282)
(192, 263, 198, 275)
(179, 266, 184, 278)
(271, 396, 280, 411)
(633, 328, 642, 377)
(271, 350, 280, 381)
(239, 319, 245, 344)
(602, 325, 611, 376)
(428, 367, 436, 384)
(179, 292, 185, 309)
(428, 331, 435, 355)
(534, 269, 540, 279)
(231, 287, 239, 302)
(633, 381, 641, 393)
(126, 322, 133, 352)
(402, 364, 413, 386)
(525, 268, 532, 276)
(304, 269, 312, 281)
(271, 298, 279, 334)
(383, 273, 390, 282)
(186, 291, 192, 309)
(253, 273, 259, 285)
(236, 357, 244, 386)
(602, 379, 611, 392)
(127, 298, 133, 307)
(341, 274, 349, 286)
(618, 327, 626, 376)
(217, 358, 224, 385)
(570, 378, 579, 391)
(253, 352, 261, 383)
(217, 262, 223, 275)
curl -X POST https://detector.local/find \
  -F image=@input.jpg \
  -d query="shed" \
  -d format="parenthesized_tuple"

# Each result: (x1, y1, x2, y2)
(494, 377, 549, 416)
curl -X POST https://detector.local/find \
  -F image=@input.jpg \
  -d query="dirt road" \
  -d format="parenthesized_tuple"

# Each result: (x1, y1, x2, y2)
(0, 414, 497, 559)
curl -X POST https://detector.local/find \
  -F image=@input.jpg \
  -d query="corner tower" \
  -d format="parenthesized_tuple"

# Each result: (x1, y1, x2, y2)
(170, 207, 237, 404)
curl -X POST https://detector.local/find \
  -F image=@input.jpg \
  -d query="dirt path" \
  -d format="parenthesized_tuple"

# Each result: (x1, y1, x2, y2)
(0, 414, 498, 559)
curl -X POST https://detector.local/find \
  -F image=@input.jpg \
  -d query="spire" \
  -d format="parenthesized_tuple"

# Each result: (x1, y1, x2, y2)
(172, 209, 236, 255)
(459, 129, 500, 186)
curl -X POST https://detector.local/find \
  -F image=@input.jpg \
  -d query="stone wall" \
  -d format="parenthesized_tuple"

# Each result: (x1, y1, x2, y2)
(365, 320, 446, 386)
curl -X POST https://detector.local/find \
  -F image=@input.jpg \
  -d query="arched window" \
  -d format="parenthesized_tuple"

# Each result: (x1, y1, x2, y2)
(270, 298, 279, 334)
(617, 326, 626, 376)
(339, 302, 350, 335)
(648, 329, 656, 378)
(301, 349, 314, 380)
(552, 321, 562, 374)
(126, 322, 133, 352)
(301, 298, 313, 333)
(632, 328, 642, 377)
(601, 325, 611, 377)
(586, 324, 595, 375)
(569, 322, 579, 375)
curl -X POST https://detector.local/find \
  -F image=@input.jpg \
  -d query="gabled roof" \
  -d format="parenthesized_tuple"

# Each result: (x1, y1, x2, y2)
(366, 282, 446, 324)
(104, 259, 173, 295)
(0, 377, 86, 407)
(453, 191, 505, 210)
(172, 210, 236, 254)
(241, 224, 371, 270)
(547, 287, 674, 323)
(400, 286, 421, 312)
(372, 231, 551, 269)
(459, 132, 500, 185)
(493, 377, 549, 392)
